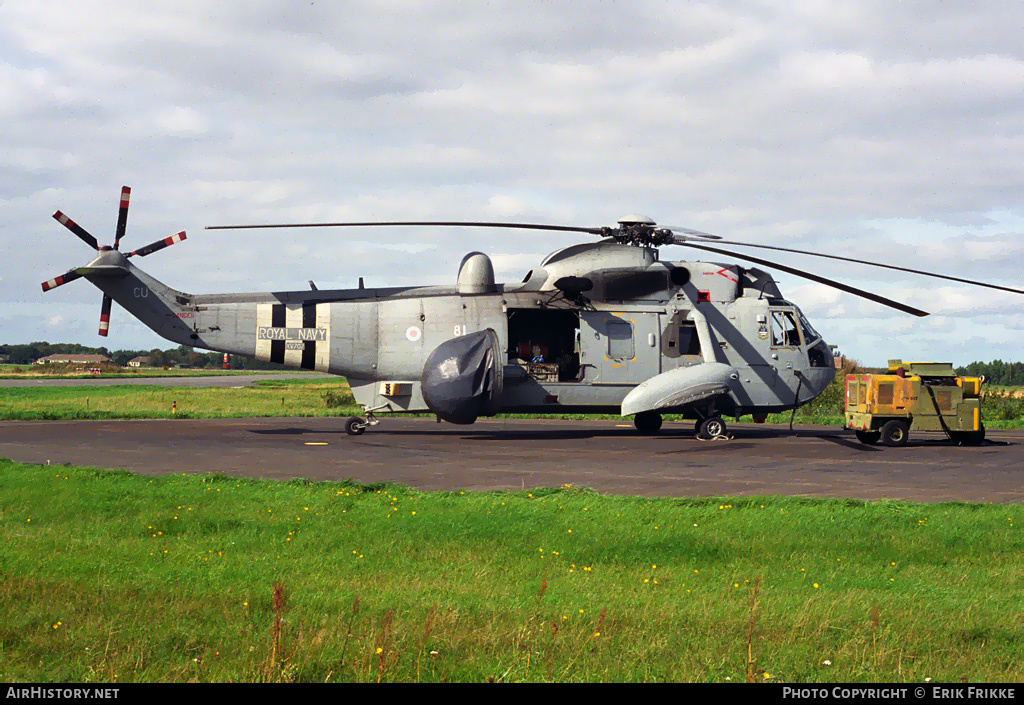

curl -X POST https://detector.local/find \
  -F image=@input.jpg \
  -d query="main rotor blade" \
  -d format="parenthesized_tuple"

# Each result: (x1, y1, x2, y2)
(664, 226, 723, 240)
(708, 239, 1024, 295)
(127, 231, 186, 257)
(99, 295, 112, 337)
(205, 220, 606, 235)
(53, 211, 99, 250)
(681, 241, 930, 317)
(41, 268, 84, 292)
(113, 186, 131, 250)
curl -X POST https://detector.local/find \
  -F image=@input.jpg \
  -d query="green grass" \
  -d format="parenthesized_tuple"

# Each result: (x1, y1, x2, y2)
(1, 458, 1022, 682)
(0, 378, 360, 420)
(3, 373, 1024, 429)
(0, 363, 288, 379)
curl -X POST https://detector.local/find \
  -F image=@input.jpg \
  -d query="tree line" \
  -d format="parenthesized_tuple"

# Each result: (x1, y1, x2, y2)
(6, 342, 1022, 383)
(955, 360, 1024, 387)
(0, 342, 285, 370)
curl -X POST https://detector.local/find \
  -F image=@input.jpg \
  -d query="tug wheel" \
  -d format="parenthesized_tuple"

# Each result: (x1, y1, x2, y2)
(345, 417, 366, 436)
(855, 430, 881, 445)
(880, 419, 909, 447)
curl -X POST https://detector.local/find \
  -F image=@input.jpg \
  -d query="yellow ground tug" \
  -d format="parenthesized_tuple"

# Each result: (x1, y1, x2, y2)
(845, 360, 985, 446)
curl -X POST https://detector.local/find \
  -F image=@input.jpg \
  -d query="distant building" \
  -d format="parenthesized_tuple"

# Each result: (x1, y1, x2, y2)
(34, 353, 111, 365)
(127, 356, 151, 368)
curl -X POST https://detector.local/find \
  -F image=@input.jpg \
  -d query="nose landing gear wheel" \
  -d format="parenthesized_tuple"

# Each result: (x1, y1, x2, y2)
(345, 417, 367, 436)
(697, 416, 727, 440)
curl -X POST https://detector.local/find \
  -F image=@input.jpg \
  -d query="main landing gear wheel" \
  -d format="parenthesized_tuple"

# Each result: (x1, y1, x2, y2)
(855, 430, 881, 445)
(697, 416, 727, 440)
(634, 411, 663, 434)
(345, 417, 367, 436)
(880, 419, 909, 447)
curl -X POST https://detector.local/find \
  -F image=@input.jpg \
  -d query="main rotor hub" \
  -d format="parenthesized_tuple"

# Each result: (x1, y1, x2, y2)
(608, 214, 673, 248)
(617, 214, 656, 226)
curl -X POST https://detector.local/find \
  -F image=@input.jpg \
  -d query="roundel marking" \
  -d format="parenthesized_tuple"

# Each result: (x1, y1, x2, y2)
(406, 325, 422, 342)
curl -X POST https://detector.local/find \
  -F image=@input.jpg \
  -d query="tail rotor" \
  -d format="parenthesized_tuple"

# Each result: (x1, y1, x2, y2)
(41, 186, 188, 337)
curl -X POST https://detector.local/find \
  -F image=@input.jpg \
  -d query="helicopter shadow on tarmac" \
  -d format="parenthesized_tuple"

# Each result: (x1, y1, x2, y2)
(246, 420, 848, 445)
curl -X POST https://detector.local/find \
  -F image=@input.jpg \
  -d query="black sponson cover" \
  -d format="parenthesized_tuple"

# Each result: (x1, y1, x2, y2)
(421, 329, 502, 424)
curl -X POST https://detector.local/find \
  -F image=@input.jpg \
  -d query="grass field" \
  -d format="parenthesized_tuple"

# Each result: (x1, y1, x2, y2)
(1, 458, 1022, 683)
(0, 363, 279, 379)
(3, 376, 1023, 430)
(0, 377, 358, 420)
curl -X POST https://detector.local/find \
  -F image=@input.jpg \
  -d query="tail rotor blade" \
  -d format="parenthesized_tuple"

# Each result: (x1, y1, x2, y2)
(113, 186, 131, 250)
(127, 231, 186, 257)
(99, 295, 112, 337)
(53, 211, 99, 250)
(41, 269, 84, 292)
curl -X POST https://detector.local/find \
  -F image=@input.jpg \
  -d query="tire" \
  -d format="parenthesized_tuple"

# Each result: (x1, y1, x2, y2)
(698, 416, 727, 440)
(345, 417, 366, 436)
(634, 411, 663, 434)
(855, 430, 881, 445)
(880, 419, 909, 447)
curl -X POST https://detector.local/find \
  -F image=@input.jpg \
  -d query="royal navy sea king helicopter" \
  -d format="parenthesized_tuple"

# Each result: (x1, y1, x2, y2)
(41, 187, 1024, 438)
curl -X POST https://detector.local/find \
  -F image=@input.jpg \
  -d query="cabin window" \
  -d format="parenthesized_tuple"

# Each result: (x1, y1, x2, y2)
(607, 320, 634, 359)
(770, 310, 801, 347)
(678, 322, 702, 356)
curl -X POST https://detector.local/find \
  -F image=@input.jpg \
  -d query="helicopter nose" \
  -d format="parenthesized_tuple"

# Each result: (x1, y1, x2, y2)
(807, 364, 837, 392)
(802, 340, 837, 396)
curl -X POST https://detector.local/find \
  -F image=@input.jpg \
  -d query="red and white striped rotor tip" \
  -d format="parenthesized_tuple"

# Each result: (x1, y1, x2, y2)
(128, 231, 186, 257)
(98, 296, 112, 337)
(52, 210, 99, 250)
(41, 270, 83, 292)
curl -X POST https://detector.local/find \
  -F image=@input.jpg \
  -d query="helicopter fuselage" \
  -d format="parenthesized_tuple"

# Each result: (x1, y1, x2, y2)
(82, 240, 836, 424)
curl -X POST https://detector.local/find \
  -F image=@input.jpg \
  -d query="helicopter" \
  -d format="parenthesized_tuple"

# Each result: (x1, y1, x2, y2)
(41, 187, 1024, 439)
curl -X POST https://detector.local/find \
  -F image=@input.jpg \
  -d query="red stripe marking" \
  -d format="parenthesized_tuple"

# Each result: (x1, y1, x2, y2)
(715, 267, 738, 283)
(120, 186, 131, 206)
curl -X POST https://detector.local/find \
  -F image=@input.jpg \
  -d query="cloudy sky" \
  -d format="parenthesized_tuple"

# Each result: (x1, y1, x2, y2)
(2, 0, 1023, 365)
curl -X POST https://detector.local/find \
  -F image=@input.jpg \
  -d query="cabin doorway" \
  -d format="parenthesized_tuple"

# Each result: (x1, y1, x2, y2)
(506, 308, 581, 382)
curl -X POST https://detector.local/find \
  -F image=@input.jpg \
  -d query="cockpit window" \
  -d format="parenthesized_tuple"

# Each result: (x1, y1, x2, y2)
(770, 309, 802, 347)
(796, 308, 820, 344)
